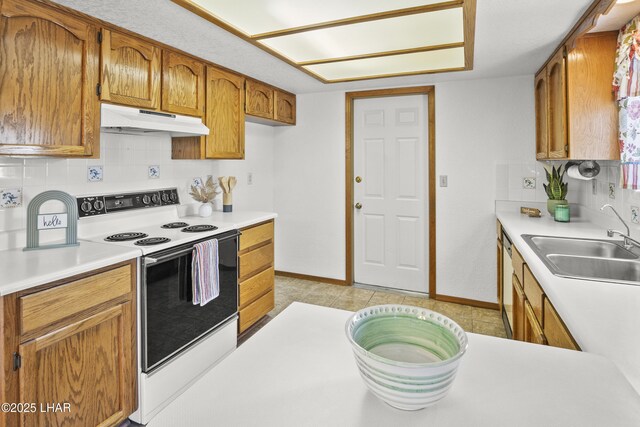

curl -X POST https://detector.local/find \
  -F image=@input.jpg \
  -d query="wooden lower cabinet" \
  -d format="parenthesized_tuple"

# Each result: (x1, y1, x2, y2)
(1, 261, 137, 427)
(238, 220, 275, 334)
(512, 274, 525, 341)
(524, 300, 547, 345)
(544, 297, 580, 350)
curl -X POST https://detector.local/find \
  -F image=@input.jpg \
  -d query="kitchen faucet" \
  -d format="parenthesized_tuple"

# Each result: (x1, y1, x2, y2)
(600, 204, 640, 250)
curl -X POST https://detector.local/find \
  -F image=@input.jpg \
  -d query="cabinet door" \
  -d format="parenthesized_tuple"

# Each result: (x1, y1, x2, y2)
(19, 302, 136, 427)
(162, 50, 205, 117)
(204, 66, 245, 159)
(0, 0, 99, 157)
(100, 29, 161, 109)
(512, 274, 525, 341)
(274, 90, 296, 124)
(534, 71, 549, 159)
(547, 48, 568, 159)
(524, 300, 547, 345)
(246, 79, 274, 120)
(543, 297, 580, 350)
(497, 239, 503, 312)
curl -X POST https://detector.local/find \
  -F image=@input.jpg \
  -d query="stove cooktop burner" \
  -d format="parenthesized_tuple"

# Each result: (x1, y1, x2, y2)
(182, 225, 218, 233)
(161, 222, 189, 229)
(135, 237, 171, 246)
(105, 232, 148, 242)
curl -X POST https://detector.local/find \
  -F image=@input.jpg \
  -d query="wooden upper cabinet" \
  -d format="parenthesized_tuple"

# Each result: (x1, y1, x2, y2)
(535, 32, 618, 160)
(162, 50, 205, 117)
(246, 79, 274, 120)
(275, 90, 296, 124)
(534, 72, 549, 159)
(547, 48, 568, 159)
(0, 0, 100, 157)
(566, 32, 618, 160)
(205, 67, 245, 159)
(100, 29, 161, 109)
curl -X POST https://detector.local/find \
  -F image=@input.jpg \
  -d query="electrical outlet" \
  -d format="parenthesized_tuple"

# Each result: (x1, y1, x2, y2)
(439, 175, 448, 187)
(608, 183, 615, 200)
(247, 172, 253, 185)
(592, 179, 597, 196)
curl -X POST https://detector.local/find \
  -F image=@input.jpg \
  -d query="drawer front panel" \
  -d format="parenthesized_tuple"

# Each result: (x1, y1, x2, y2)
(523, 265, 544, 324)
(512, 246, 525, 285)
(239, 242, 274, 280)
(239, 290, 274, 333)
(239, 267, 274, 308)
(240, 221, 274, 251)
(20, 265, 132, 336)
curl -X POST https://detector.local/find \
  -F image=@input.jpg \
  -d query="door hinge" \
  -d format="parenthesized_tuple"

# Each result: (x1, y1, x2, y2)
(97, 31, 102, 44)
(13, 353, 21, 371)
(564, 144, 569, 153)
(96, 83, 102, 97)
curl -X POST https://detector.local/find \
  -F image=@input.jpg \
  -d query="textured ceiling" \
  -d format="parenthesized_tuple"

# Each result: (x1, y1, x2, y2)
(52, 0, 594, 93)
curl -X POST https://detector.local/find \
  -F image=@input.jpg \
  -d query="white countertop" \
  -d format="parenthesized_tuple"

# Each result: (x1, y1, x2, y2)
(496, 207, 640, 395)
(181, 210, 277, 230)
(0, 210, 276, 296)
(0, 241, 139, 295)
(148, 303, 640, 427)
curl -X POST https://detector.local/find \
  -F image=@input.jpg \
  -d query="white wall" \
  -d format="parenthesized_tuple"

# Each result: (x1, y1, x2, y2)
(274, 92, 346, 279)
(0, 124, 275, 249)
(273, 75, 537, 303)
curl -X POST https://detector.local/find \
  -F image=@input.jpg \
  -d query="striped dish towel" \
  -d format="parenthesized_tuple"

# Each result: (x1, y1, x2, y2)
(192, 239, 220, 306)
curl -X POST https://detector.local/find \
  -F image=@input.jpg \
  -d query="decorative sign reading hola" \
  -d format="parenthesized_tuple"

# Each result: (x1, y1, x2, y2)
(37, 213, 68, 230)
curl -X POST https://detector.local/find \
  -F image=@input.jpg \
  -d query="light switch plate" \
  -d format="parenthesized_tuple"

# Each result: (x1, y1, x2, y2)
(439, 175, 448, 187)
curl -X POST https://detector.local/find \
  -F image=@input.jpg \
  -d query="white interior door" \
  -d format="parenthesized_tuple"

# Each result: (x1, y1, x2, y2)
(353, 94, 428, 293)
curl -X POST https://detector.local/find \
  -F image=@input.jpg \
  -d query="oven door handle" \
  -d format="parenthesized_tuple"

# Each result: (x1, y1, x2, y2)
(144, 232, 240, 266)
(144, 247, 194, 265)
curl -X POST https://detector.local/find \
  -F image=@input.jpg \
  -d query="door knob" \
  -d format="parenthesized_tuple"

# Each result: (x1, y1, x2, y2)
(355, 176, 362, 183)
(355, 203, 362, 209)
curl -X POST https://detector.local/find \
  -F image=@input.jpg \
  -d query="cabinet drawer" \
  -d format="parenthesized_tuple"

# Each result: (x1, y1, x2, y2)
(239, 242, 274, 280)
(523, 265, 544, 325)
(20, 265, 132, 336)
(239, 267, 274, 308)
(239, 290, 274, 333)
(544, 297, 580, 351)
(512, 246, 524, 285)
(240, 221, 274, 251)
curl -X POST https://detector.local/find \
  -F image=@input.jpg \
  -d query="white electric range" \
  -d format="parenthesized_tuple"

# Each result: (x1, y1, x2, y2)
(76, 188, 239, 425)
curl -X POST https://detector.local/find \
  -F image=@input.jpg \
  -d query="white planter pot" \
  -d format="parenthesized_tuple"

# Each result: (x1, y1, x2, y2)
(199, 203, 213, 217)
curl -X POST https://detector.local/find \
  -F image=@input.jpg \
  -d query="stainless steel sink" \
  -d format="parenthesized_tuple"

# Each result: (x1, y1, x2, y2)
(521, 234, 640, 286)
(546, 254, 640, 284)
(527, 235, 638, 259)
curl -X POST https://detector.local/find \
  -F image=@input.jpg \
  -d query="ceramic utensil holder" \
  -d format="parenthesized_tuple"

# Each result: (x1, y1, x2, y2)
(223, 193, 232, 212)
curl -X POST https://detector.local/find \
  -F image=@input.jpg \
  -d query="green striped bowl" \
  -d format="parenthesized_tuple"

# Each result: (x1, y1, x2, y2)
(345, 305, 468, 410)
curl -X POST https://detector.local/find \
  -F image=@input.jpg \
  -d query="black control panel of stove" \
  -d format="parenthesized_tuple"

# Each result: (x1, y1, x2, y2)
(77, 188, 180, 218)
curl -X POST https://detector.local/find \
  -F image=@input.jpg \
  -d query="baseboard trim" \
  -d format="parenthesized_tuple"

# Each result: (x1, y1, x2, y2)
(435, 294, 499, 310)
(275, 271, 348, 286)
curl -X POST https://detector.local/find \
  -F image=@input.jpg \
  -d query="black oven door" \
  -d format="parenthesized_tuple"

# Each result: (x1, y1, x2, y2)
(142, 230, 239, 373)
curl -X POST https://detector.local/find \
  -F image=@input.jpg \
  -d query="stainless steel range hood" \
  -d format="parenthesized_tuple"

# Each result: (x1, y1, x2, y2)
(100, 104, 209, 137)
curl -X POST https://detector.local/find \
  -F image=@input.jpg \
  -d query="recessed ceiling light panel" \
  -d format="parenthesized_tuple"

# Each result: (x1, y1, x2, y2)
(304, 47, 465, 81)
(175, 0, 476, 83)
(259, 8, 464, 63)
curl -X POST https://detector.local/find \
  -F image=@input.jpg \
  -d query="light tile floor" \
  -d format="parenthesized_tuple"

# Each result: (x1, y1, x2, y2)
(239, 276, 507, 344)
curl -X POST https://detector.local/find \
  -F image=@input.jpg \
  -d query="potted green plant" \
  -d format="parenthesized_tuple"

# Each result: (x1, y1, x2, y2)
(543, 164, 568, 215)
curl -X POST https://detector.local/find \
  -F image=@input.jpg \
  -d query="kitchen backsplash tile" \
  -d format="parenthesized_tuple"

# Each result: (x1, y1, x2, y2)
(0, 122, 276, 244)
